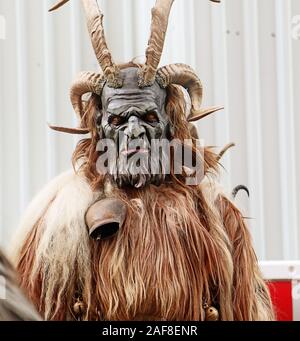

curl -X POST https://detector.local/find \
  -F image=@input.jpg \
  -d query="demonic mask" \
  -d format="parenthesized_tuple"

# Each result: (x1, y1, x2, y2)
(98, 67, 171, 188)
(49, 0, 223, 189)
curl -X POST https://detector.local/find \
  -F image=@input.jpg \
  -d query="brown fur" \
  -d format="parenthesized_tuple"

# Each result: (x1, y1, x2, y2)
(16, 204, 50, 317)
(14, 68, 274, 320)
(88, 184, 234, 320)
(216, 196, 274, 320)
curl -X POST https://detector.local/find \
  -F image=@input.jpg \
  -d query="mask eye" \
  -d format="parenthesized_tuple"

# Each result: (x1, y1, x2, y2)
(144, 112, 159, 123)
(109, 115, 124, 126)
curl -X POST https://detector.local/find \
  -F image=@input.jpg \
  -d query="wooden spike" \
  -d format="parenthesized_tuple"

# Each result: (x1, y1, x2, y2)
(48, 124, 89, 135)
(49, 0, 69, 12)
(188, 106, 224, 122)
(217, 142, 236, 161)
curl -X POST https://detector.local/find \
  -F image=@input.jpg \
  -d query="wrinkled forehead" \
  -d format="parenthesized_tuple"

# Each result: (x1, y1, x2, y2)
(101, 67, 167, 112)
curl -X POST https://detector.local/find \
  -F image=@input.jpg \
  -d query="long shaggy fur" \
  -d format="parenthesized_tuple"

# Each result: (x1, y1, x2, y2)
(13, 173, 100, 320)
(10, 72, 274, 320)
(89, 183, 234, 320)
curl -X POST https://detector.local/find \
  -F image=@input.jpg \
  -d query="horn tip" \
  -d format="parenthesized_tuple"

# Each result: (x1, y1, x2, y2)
(48, 5, 59, 12)
(188, 106, 224, 122)
(48, 5, 60, 12)
(48, 123, 90, 135)
(48, 0, 70, 12)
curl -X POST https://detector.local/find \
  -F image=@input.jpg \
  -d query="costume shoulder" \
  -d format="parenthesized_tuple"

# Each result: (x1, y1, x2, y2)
(9, 170, 101, 265)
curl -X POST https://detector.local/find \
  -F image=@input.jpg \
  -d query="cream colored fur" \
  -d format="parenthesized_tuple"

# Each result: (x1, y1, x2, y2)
(10, 171, 76, 264)
(9, 171, 102, 318)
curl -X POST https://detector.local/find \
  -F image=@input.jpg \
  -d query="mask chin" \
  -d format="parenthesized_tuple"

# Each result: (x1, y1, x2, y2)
(116, 130, 171, 188)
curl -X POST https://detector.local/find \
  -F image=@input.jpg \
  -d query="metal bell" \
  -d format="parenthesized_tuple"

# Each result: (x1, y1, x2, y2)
(205, 306, 219, 321)
(85, 198, 127, 240)
(73, 300, 86, 317)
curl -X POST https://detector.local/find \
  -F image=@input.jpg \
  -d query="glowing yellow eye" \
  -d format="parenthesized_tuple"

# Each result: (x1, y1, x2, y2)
(145, 112, 158, 123)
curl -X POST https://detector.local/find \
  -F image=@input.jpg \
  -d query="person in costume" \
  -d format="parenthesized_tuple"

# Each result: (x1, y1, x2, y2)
(10, 0, 274, 321)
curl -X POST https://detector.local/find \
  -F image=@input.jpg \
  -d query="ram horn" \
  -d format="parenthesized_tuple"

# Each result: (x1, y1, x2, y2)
(157, 63, 223, 121)
(49, 0, 122, 88)
(138, 0, 174, 87)
(69, 71, 105, 119)
(139, 0, 221, 87)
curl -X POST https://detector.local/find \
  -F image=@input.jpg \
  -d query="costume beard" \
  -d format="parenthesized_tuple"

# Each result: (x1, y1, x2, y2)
(14, 153, 274, 321)
(107, 133, 167, 189)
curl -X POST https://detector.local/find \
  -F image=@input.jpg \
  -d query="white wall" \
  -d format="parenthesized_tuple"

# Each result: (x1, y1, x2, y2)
(0, 0, 299, 260)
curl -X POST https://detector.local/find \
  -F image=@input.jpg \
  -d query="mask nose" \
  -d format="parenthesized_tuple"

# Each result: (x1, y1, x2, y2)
(125, 116, 146, 139)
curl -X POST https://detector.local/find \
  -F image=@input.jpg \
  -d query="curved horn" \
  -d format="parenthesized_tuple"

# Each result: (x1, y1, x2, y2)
(138, 0, 175, 87)
(48, 72, 104, 133)
(49, 0, 122, 88)
(217, 142, 235, 162)
(157, 63, 224, 121)
(70, 71, 105, 119)
(139, 0, 220, 87)
(157, 63, 203, 111)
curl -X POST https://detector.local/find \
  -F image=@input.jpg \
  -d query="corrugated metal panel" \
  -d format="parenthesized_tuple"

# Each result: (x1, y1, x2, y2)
(0, 0, 299, 259)
(275, 0, 298, 259)
(243, 0, 266, 259)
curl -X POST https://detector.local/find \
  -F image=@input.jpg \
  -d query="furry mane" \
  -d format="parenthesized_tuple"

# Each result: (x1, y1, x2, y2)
(10, 65, 274, 320)
(12, 174, 274, 321)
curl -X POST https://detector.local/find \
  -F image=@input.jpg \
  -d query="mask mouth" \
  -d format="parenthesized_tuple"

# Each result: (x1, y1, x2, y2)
(120, 137, 150, 158)
(121, 147, 149, 157)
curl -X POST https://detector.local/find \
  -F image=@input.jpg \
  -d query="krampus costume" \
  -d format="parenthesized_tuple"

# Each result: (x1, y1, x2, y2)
(11, 0, 274, 321)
